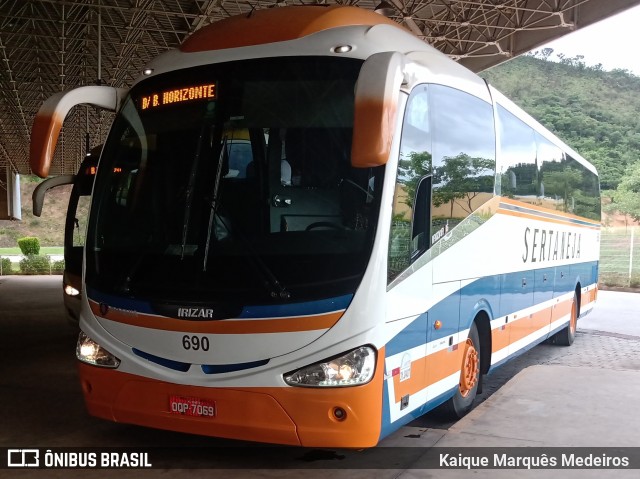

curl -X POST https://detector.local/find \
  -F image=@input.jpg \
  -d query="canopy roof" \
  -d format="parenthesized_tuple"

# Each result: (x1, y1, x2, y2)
(0, 0, 637, 177)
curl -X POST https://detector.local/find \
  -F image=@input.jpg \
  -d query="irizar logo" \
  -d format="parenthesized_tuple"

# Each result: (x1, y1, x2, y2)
(177, 308, 215, 319)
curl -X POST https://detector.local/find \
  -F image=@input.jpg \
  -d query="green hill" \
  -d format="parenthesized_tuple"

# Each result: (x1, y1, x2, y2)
(481, 52, 640, 191)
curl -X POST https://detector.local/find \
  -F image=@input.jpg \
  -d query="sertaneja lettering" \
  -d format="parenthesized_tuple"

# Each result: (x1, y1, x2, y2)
(522, 227, 581, 264)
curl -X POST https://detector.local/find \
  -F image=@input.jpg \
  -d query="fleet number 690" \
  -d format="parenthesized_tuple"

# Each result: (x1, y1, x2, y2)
(182, 335, 210, 351)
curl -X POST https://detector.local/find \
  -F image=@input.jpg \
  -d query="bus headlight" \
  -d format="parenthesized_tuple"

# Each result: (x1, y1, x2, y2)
(64, 284, 80, 296)
(284, 346, 376, 387)
(76, 332, 121, 368)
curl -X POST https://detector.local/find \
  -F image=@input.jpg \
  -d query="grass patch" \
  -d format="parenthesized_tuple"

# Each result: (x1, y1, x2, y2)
(0, 246, 63, 255)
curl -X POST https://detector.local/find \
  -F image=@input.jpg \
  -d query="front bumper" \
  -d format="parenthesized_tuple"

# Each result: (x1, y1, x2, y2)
(77, 351, 384, 448)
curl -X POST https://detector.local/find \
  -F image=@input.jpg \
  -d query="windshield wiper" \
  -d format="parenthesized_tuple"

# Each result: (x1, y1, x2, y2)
(202, 135, 227, 272)
(180, 124, 210, 260)
(214, 213, 291, 300)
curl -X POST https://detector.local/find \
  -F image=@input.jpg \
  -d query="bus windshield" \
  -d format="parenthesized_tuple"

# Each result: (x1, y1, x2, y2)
(86, 57, 383, 306)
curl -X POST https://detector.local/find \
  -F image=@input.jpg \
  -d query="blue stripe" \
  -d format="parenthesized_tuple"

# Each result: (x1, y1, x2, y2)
(132, 348, 191, 372)
(87, 287, 353, 319)
(201, 359, 269, 374)
(238, 294, 353, 318)
(385, 261, 598, 357)
(385, 313, 429, 357)
(87, 288, 155, 314)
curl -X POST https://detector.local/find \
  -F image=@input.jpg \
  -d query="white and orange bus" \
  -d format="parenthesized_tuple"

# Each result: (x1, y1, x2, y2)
(30, 6, 600, 448)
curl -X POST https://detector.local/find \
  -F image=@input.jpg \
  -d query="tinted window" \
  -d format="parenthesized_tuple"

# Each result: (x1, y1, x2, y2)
(538, 132, 601, 220)
(430, 85, 495, 240)
(388, 85, 496, 283)
(86, 57, 385, 304)
(388, 86, 432, 281)
(496, 105, 538, 201)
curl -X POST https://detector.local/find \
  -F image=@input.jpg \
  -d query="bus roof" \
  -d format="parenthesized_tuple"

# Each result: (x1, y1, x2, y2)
(180, 5, 407, 53)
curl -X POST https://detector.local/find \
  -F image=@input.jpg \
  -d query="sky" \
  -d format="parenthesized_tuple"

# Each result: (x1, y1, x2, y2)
(536, 4, 640, 75)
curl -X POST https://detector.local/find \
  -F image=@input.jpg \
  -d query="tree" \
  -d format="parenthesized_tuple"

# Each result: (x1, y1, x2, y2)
(608, 163, 640, 223)
(397, 150, 432, 208)
(432, 153, 494, 217)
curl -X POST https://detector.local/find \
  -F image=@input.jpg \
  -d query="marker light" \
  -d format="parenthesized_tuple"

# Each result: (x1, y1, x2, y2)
(284, 346, 376, 387)
(333, 45, 353, 54)
(76, 332, 120, 368)
(143, 68, 154, 75)
(64, 284, 80, 296)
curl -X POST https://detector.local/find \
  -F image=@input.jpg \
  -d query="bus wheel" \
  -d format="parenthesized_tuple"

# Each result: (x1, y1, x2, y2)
(442, 322, 480, 419)
(552, 292, 577, 346)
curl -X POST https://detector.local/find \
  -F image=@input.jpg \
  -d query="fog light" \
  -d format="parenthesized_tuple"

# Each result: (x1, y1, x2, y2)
(284, 346, 376, 387)
(333, 407, 347, 421)
(64, 284, 80, 296)
(76, 332, 120, 368)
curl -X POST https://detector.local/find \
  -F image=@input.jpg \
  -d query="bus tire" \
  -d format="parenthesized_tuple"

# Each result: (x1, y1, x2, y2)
(552, 292, 578, 346)
(441, 322, 481, 419)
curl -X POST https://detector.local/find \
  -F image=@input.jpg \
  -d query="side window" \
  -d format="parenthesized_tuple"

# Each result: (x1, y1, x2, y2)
(537, 134, 601, 220)
(430, 85, 495, 241)
(496, 105, 538, 202)
(571, 157, 601, 221)
(388, 86, 432, 282)
(536, 132, 566, 211)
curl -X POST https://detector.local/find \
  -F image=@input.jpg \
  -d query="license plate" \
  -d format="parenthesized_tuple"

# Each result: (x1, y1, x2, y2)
(169, 395, 216, 418)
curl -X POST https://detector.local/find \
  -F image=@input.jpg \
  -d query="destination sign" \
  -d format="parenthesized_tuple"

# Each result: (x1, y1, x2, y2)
(140, 83, 216, 110)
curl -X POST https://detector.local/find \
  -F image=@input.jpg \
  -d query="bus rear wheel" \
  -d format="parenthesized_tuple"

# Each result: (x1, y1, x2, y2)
(552, 292, 578, 346)
(441, 322, 480, 419)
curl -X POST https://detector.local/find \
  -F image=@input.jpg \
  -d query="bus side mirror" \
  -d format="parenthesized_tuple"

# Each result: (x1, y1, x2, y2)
(30, 86, 127, 178)
(351, 51, 405, 168)
(32, 175, 75, 217)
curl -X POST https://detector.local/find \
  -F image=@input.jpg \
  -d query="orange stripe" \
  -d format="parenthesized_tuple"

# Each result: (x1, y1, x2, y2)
(491, 321, 510, 353)
(391, 346, 463, 403)
(390, 293, 586, 404)
(392, 355, 427, 404)
(499, 197, 601, 227)
(491, 299, 575, 355)
(498, 208, 599, 230)
(551, 297, 573, 323)
(89, 300, 343, 334)
(511, 308, 552, 344)
(581, 287, 597, 310)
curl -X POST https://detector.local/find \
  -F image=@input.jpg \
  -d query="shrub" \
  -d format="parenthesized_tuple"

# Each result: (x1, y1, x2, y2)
(17, 237, 41, 256)
(1, 257, 12, 275)
(19, 255, 51, 275)
(52, 259, 65, 275)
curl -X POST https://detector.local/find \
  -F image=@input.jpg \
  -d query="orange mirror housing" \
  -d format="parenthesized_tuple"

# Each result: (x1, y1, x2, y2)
(351, 52, 405, 168)
(30, 86, 126, 178)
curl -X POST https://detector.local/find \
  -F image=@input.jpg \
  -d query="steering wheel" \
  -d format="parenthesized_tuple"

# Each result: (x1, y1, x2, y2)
(305, 221, 344, 231)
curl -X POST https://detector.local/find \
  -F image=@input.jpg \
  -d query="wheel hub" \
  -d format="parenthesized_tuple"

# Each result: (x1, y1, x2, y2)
(460, 338, 479, 397)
